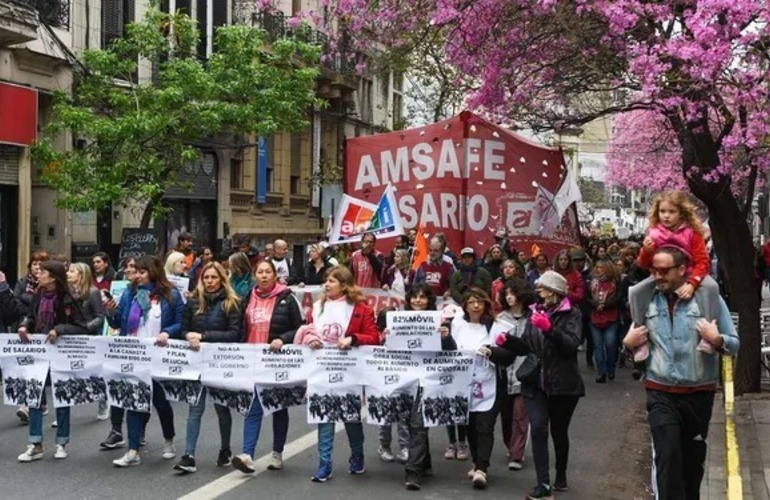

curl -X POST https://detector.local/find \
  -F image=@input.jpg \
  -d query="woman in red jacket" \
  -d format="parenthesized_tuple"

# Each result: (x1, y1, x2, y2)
(553, 249, 585, 306)
(295, 265, 381, 483)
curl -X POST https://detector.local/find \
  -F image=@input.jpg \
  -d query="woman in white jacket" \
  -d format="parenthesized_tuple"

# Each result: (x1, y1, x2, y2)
(449, 287, 514, 489)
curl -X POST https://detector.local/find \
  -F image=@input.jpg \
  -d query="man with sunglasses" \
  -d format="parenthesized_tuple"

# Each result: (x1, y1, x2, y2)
(623, 246, 739, 500)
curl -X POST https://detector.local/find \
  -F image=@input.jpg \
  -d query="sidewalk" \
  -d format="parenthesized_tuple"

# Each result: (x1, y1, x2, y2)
(703, 287, 770, 499)
(703, 395, 770, 500)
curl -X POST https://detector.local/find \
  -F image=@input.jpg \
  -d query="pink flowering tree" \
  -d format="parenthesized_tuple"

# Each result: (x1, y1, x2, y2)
(606, 111, 687, 192)
(315, 0, 770, 393)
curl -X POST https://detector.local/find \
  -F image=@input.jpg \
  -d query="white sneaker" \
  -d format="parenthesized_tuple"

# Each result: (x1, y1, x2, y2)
(378, 446, 395, 462)
(232, 453, 256, 474)
(267, 451, 283, 470)
(96, 402, 110, 421)
(472, 470, 488, 489)
(395, 449, 409, 463)
(508, 460, 523, 470)
(54, 444, 68, 459)
(51, 420, 58, 428)
(113, 451, 141, 467)
(18, 444, 43, 462)
(161, 440, 176, 460)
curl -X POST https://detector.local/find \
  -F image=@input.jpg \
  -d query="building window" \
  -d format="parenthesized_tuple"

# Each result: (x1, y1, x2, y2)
(101, 0, 135, 49)
(230, 157, 242, 189)
(393, 93, 403, 127)
(360, 79, 374, 123)
(290, 134, 302, 195)
(266, 136, 274, 193)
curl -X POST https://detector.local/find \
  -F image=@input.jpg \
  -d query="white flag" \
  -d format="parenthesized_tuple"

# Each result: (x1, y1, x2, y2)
(553, 163, 582, 219)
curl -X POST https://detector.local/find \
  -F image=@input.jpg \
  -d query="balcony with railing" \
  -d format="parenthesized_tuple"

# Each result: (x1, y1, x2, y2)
(0, 0, 39, 46)
(231, 1, 357, 85)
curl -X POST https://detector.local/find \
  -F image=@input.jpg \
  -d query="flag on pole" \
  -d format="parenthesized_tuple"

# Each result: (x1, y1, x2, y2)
(411, 226, 429, 271)
(368, 184, 404, 237)
(553, 163, 582, 219)
(533, 184, 560, 237)
(328, 194, 377, 244)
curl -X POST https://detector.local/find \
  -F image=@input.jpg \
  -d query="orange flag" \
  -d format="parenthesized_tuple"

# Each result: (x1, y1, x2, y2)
(411, 226, 429, 271)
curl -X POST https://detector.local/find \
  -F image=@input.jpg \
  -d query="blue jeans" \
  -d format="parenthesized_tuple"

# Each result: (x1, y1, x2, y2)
(126, 381, 175, 450)
(241, 402, 289, 457)
(185, 388, 233, 456)
(29, 392, 70, 445)
(591, 322, 619, 376)
(317, 422, 364, 464)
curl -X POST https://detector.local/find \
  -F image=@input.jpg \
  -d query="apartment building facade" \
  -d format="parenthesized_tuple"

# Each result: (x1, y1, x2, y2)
(2, 0, 404, 275)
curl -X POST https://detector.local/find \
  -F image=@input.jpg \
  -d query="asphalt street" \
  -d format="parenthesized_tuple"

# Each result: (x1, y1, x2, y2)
(0, 358, 651, 500)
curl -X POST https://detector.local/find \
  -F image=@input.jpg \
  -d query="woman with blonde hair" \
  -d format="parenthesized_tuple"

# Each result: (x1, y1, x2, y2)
(381, 248, 410, 294)
(66, 262, 106, 335)
(174, 262, 243, 473)
(300, 244, 333, 286)
(295, 265, 381, 482)
(165, 251, 188, 278)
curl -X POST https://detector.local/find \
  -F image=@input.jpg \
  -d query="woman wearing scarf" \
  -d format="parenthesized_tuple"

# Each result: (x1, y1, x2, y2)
(174, 262, 243, 474)
(99, 256, 139, 450)
(228, 252, 256, 300)
(13, 250, 50, 424)
(294, 265, 381, 483)
(231, 259, 304, 474)
(17, 261, 89, 462)
(497, 270, 584, 500)
(106, 255, 185, 468)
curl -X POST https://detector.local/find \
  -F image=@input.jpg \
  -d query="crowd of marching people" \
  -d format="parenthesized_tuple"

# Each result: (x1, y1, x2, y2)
(0, 189, 745, 500)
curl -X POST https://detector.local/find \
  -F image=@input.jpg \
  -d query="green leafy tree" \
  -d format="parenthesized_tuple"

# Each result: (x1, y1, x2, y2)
(33, 8, 322, 227)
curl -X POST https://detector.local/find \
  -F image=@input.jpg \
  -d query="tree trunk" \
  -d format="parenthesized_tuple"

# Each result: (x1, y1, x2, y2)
(681, 131, 761, 394)
(700, 189, 761, 394)
(139, 199, 156, 229)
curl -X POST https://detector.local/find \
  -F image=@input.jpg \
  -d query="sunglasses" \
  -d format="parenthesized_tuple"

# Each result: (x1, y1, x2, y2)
(651, 265, 679, 276)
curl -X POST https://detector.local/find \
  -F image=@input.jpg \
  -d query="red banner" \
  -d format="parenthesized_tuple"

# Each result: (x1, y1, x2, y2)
(0, 83, 37, 146)
(344, 112, 579, 257)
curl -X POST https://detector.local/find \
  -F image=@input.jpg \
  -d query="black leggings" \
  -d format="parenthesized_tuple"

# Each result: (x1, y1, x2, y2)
(447, 424, 467, 444)
(525, 390, 580, 485)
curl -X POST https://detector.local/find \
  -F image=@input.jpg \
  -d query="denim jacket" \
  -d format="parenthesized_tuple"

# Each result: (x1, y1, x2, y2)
(644, 292, 739, 388)
(107, 287, 185, 338)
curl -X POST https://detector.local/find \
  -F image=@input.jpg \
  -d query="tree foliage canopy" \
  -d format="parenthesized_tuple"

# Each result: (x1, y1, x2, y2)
(34, 8, 322, 224)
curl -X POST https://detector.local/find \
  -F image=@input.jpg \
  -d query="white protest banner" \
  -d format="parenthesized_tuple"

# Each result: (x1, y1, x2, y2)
(102, 337, 154, 413)
(385, 310, 442, 351)
(291, 285, 406, 317)
(201, 343, 258, 415)
(150, 339, 203, 405)
(48, 335, 107, 408)
(360, 346, 421, 425)
(306, 346, 366, 424)
(254, 344, 313, 416)
(419, 350, 474, 427)
(103, 280, 130, 335)
(0, 334, 49, 409)
(168, 276, 190, 304)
